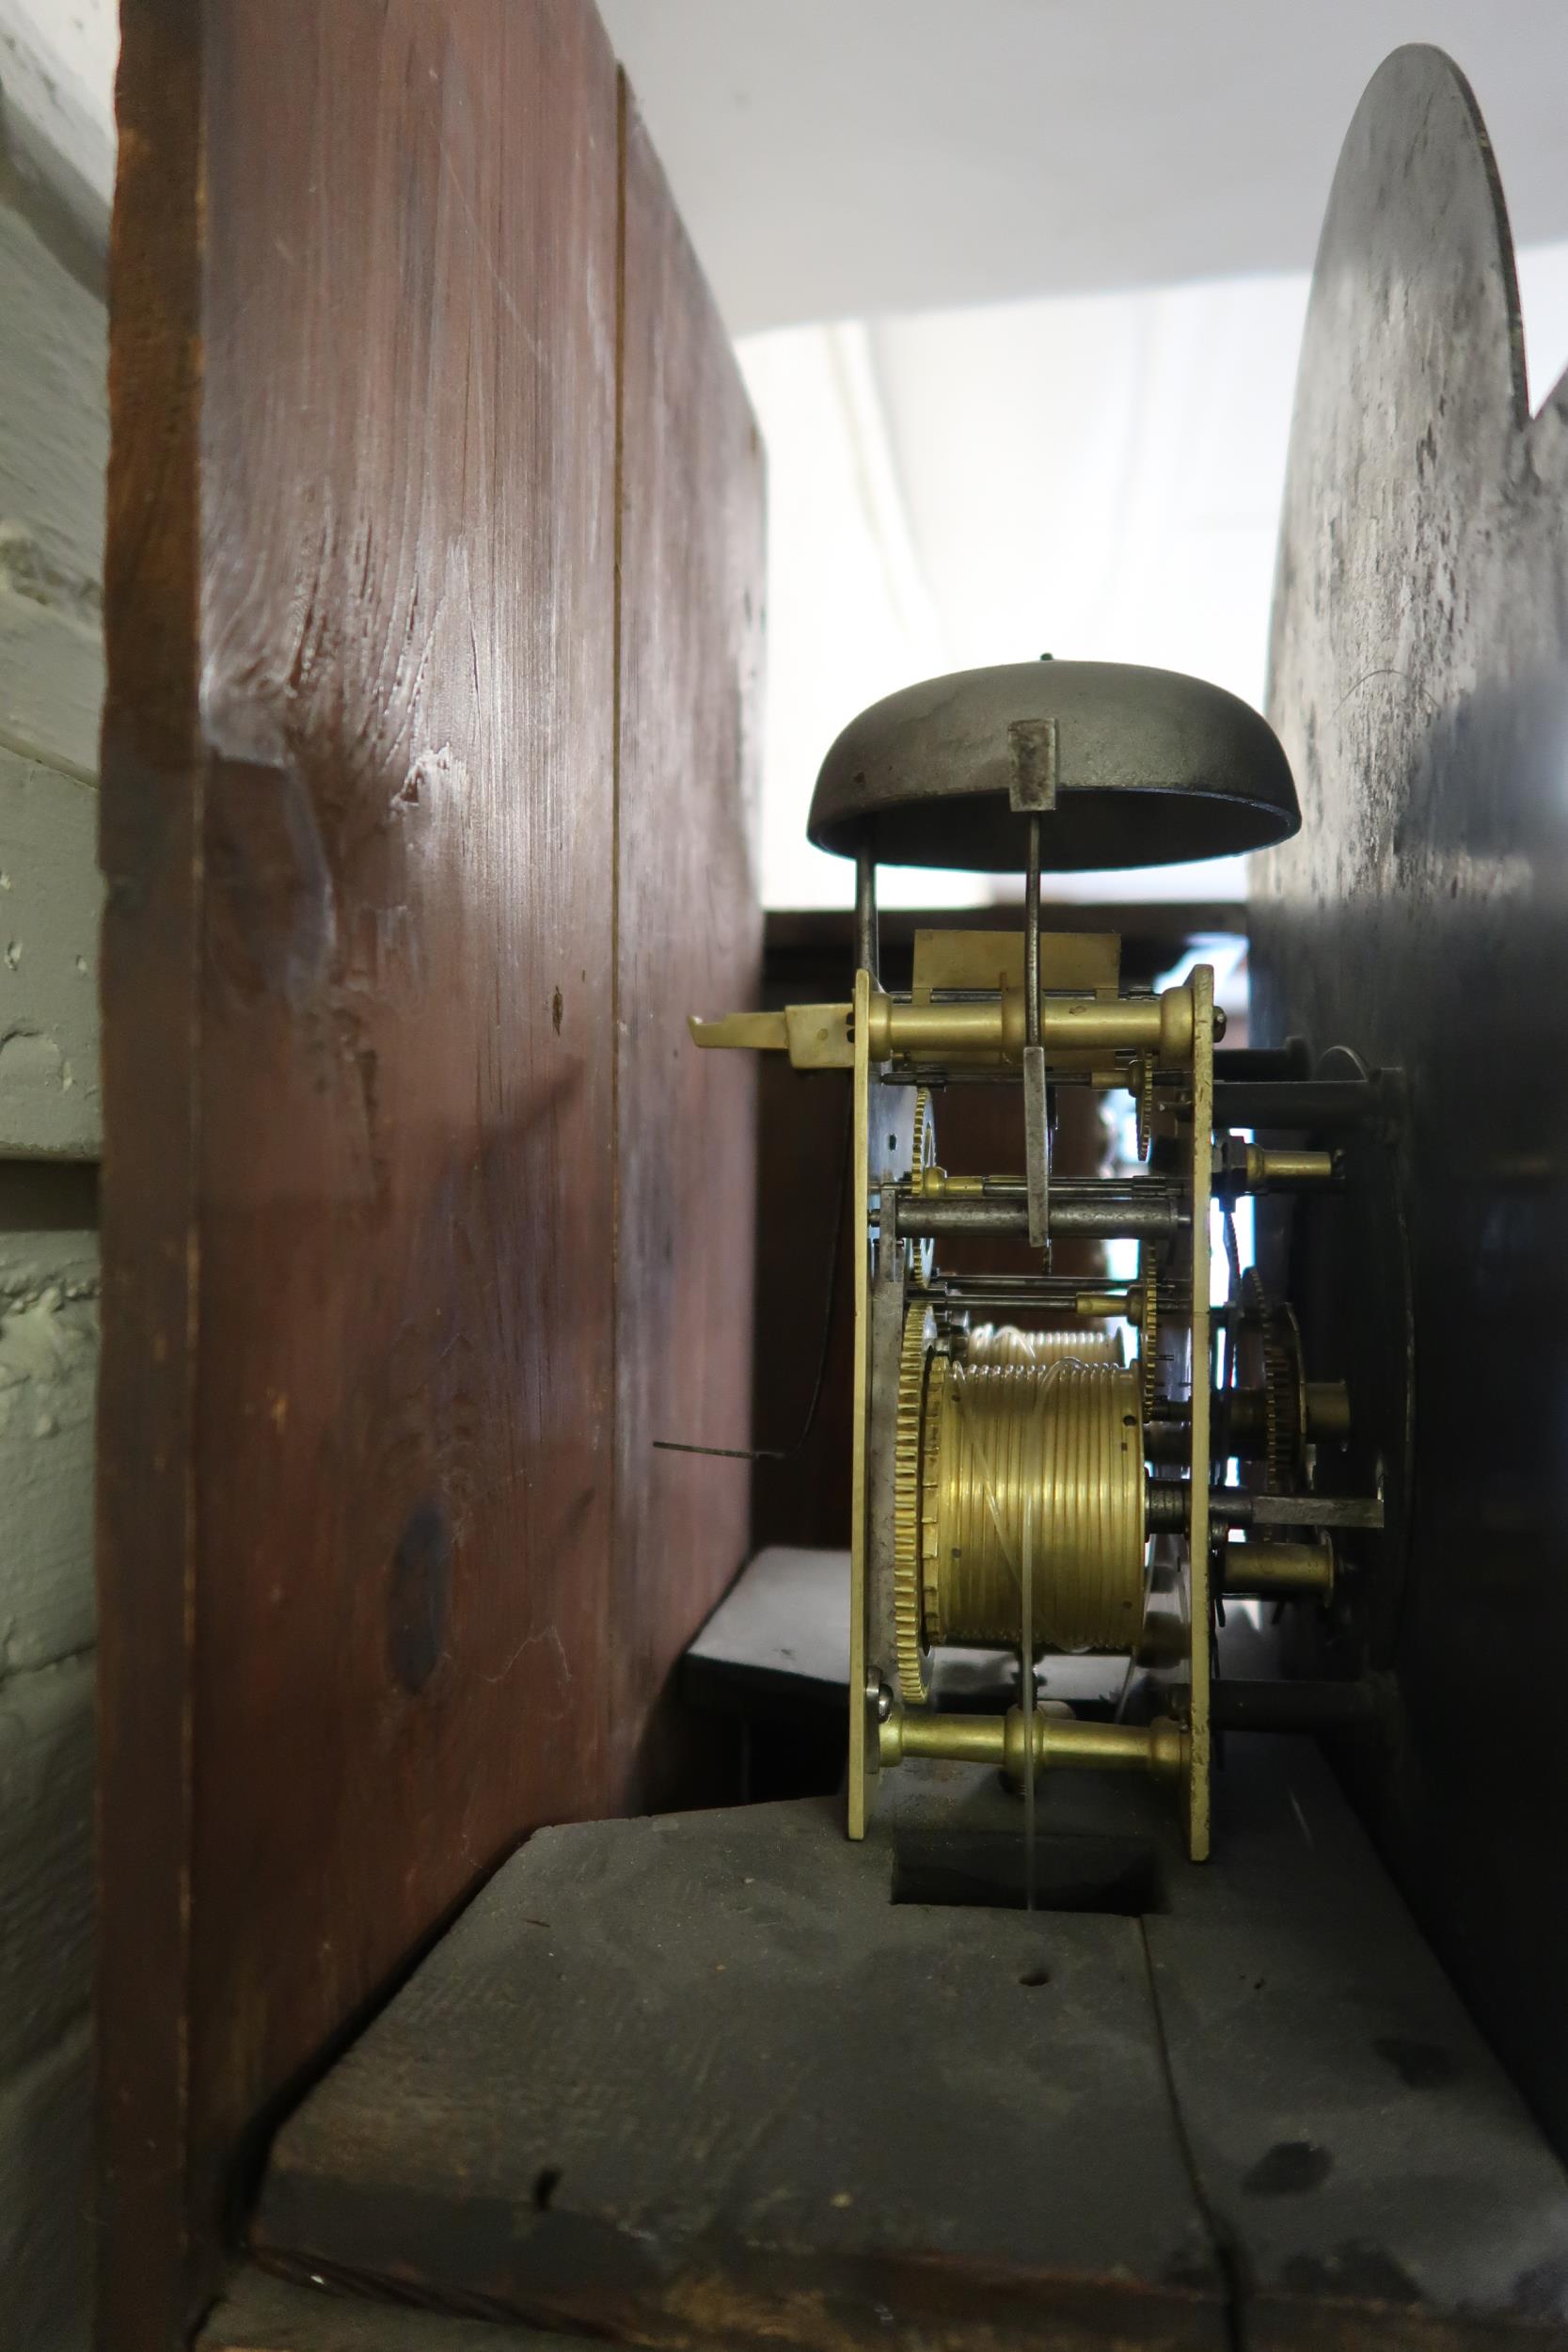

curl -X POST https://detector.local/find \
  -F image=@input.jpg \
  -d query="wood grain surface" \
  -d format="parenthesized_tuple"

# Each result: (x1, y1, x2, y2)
(200, 2265, 584, 2352)
(253, 1795, 1228, 2351)
(612, 94, 764, 1805)
(249, 1740, 1568, 2349)
(97, 7, 761, 2344)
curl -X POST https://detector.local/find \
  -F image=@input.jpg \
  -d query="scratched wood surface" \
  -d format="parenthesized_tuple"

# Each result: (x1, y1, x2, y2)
(253, 1796, 1228, 2351)
(200, 2265, 583, 2351)
(97, 6, 761, 2346)
(249, 1740, 1568, 2349)
(611, 95, 764, 1805)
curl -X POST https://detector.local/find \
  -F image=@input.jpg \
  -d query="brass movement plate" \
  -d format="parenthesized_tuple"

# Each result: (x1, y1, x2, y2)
(911, 926, 1121, 999)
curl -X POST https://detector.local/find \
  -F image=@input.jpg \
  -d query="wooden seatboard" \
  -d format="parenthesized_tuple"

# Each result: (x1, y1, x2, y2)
(879, 1744, 1568, 2349)
(251, 1741, 1568, 2350)
(98, 6, 761, 2344)
(1148, 1740, 1568, 2347)
(200, 2266, 579, 2351)
(254, 1797, 1226, 2349)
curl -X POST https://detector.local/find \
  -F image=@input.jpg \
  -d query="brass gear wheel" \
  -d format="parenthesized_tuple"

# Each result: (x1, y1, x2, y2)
(908, 1087, 937, 1282)
(1138, 1240, 1160, 1416)
(1133, 1056, 1154, 1162)
(1236, 1270, 1307, 1492)
(893, 1301, 936, 1701)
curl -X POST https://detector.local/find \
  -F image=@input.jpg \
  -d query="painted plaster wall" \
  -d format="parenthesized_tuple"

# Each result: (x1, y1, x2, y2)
(0, 10, 108, 2343)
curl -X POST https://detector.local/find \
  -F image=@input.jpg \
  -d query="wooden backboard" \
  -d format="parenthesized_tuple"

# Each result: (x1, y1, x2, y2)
(1255, 45, 1568, 2159)
(97, 7, 762, 2344)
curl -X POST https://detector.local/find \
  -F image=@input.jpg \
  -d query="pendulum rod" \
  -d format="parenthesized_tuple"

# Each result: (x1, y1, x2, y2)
(1022, 1494, 1036, 1912)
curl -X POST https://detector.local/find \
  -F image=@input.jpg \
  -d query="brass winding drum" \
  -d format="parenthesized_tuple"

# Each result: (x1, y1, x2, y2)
(964, 1325, 1125, 1369)
(894, 1306, 1147, 1701)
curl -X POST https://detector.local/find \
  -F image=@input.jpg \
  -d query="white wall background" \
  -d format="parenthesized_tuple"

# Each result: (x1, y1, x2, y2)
(741, 247, 1568, 909)
(599, 2, 1568, 910)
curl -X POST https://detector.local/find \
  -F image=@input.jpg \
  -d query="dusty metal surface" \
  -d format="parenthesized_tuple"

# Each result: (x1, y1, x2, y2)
(808, 660, 1299, 870)
(1252, 41, 1568, 2155)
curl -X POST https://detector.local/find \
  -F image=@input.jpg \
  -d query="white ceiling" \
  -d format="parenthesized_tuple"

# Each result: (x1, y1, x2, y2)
(599, 1, 1568, 332)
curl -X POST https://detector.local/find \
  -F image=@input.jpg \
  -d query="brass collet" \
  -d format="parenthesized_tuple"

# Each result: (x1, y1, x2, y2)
(879, 1705, 1189, 1783)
